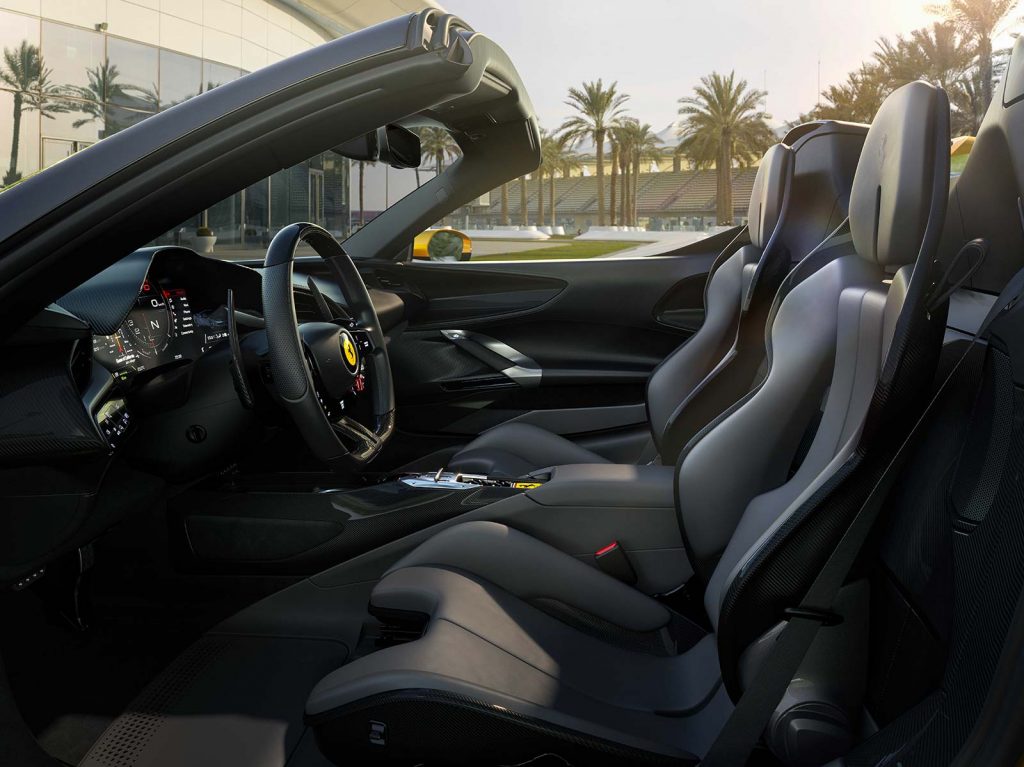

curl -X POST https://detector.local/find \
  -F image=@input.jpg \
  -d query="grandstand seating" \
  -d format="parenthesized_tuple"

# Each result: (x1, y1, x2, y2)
(475, 166, 760, 226)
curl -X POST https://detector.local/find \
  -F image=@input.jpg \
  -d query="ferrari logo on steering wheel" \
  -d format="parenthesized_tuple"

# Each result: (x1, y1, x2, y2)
(343, 335, 358, 368)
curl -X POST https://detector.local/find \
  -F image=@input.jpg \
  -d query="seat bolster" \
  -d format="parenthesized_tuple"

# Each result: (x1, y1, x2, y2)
(379, 521, 671, 632)
(305, 619, 700, 763)
(448, 422, 610, 476)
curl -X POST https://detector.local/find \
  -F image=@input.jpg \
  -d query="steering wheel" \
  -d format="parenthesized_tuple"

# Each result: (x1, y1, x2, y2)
(261, 223, 395, 469)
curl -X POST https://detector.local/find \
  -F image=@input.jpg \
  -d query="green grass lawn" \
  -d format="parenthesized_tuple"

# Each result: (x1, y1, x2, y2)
(473, 239, 647, 261)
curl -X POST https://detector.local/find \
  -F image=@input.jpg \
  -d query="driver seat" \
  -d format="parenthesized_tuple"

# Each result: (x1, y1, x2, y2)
(443, 126, 863, 477)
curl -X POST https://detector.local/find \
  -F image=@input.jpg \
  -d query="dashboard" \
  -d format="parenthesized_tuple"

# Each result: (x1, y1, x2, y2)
(38, 246, 407, 458)
(1, 244, 409, 588)
(92, 278, 230, 381)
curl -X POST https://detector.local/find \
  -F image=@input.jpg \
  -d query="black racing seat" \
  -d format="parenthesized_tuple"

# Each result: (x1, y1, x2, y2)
(302, 81, 952, 766)
(442, 124, 866, 477)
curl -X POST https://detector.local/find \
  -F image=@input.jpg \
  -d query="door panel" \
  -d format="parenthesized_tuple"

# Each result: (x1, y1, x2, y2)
(363, 232, 735, 452)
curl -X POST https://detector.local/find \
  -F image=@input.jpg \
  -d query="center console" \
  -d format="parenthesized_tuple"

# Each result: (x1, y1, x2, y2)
(398, 470, 543, 491)
(176, 463, 690, 595)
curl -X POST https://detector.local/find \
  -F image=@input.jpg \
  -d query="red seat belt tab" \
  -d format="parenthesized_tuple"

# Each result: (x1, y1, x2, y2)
(593, 541, 637, 585)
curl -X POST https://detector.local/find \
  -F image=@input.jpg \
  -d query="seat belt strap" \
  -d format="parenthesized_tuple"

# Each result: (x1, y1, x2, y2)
(701, 259, 1024, 767)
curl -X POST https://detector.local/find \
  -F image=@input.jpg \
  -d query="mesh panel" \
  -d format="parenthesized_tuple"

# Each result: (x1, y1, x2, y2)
(82, 637, 232, 767)
(848, 328, 1024, 763)
(950, 349, 1014, 526)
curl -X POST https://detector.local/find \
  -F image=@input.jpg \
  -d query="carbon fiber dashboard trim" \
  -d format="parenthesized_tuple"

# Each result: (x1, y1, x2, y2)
(56, 249, 155, 335)
(0, 344, 106, 462)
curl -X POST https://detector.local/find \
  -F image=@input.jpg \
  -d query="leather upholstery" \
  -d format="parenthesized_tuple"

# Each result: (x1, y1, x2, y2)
(447, 145, 797, 477)
(305, 82, 950, 763)
(747, 143, 792, 249)
(677, 253, 883, 579)
(382, 520, 670, 631)
(308, 565, 731, 760)
(849, 81, 942, 267)
(89, 84, 951, 767)
(444, 422, 609, 476)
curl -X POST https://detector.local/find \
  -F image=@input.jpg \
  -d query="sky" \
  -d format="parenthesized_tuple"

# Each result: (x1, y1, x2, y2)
(442, 0, 1024, 133)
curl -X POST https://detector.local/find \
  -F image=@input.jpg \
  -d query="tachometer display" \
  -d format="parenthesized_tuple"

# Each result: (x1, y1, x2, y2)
(92, 279, 222, 380)
(122, 281, 174, 358)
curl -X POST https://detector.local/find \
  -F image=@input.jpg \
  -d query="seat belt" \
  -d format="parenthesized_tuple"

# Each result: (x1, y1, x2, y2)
(701, 259, 1024, 767)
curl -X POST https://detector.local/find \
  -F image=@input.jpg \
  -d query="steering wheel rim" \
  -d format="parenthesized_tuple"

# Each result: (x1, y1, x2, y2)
(261, 222, 395, 469)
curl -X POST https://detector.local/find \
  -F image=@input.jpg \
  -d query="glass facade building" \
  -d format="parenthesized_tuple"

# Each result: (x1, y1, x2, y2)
(0, 1, 350, 250)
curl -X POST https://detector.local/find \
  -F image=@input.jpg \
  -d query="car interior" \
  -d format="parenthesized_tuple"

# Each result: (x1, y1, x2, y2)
(1, 9, 1024, 767)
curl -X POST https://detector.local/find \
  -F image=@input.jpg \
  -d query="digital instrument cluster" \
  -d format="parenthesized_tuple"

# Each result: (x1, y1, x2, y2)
(92, 278, 229, 380)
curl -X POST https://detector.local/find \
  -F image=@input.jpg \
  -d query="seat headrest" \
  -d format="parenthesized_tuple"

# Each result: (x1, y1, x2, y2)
(747, 143, 794, 249)
(849, 81, 949, 267)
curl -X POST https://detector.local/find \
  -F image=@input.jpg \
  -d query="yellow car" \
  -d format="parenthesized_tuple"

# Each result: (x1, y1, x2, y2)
(951, 135, 974, 176)
(412, 228, 472, 261)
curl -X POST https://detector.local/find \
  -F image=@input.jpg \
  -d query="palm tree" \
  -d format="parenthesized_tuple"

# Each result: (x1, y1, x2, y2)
(63, 60, 136, 136)
(537, 130, 553, 227)
(899, 23, 977, 132)
(519, 175, 528, 226)
(627, 122, 661, 226)
(813, 63, 889, 123)
(418, 127, 460, 175)
(612, 121, 633, 224)
(909, 22, 974, 88)
(1, 41, 61, 186)
(813, 21, 981, 132)
(930, 0, 1018, 127)
(608, 134, 619, 226)
(539, 133, 572, 228)
(561, 79, 629, 226)
(677, 71, 774, 225)
(550, 140, 580, 227)
(500, 182, 510, 226)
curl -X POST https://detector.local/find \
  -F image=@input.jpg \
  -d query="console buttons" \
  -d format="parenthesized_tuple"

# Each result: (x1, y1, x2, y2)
(96, 397, 131, 449)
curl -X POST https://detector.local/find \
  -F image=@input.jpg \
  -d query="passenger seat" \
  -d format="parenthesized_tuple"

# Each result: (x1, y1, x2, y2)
(441, 123, 865, 476)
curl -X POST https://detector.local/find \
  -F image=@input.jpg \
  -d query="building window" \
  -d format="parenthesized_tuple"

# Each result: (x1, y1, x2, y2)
(0, 89, 40, 185)
(1, 7, 350, 245)
(40, 96, 105, 145)
(0, 9, 39, 54)
(0, 11, 43, 186)
(203, 61, 242, 92)
(106, 37, 158, 111)
(41, 136, 91, 169)
(41, 21, 104, 96)
(104, 105, 151, 136)
(159, 49, 201, 110)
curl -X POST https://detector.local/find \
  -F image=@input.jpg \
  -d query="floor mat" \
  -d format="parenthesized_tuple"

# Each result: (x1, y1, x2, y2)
(0, 587, 205, 765)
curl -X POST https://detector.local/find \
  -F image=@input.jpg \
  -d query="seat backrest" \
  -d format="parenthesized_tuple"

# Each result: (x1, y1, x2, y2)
(696, 80, 950, 697)
(645, 143, 793, 461)
(650, 123, 867, 465)
(671, 80, 949, 611)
